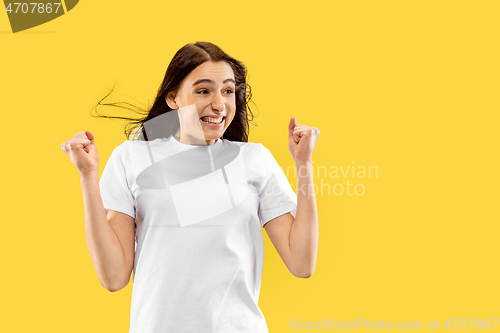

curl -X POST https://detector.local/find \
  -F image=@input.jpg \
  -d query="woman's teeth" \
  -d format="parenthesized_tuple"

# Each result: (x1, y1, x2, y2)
(201, 116, 224, 124)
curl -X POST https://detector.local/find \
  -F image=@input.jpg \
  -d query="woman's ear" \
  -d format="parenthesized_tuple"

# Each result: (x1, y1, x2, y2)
(165, 91, 178, 109)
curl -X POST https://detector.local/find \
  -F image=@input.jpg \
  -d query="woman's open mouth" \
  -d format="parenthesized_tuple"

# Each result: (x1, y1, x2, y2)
(200, 116, 225, 127)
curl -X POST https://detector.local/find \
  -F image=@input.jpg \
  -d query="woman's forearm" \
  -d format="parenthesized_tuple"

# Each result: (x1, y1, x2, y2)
(80, 172, 128, 291)
(288, 160, 319, 278)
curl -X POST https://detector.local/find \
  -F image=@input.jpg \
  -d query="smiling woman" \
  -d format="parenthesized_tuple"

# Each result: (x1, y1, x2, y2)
(165, 61, 237, 145)
(61, 41, 320, 333)
(90, 41, 256, 143)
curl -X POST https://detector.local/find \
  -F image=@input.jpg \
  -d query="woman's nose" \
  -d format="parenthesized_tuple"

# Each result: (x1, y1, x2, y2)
(211, 93, 225, 112)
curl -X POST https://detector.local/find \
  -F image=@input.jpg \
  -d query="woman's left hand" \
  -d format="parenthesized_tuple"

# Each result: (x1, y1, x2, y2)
(288, 117, 320, 164)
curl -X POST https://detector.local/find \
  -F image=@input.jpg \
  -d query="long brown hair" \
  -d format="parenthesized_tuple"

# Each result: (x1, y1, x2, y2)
(91, 41, 257, 142)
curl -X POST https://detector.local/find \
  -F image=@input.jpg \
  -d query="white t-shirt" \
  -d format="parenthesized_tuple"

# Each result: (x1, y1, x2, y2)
(99, 134, 297, 333)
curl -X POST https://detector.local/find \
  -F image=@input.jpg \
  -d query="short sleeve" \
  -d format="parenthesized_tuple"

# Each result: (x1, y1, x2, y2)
(99, 141, 136, 219)
(257, 144, 297, 227)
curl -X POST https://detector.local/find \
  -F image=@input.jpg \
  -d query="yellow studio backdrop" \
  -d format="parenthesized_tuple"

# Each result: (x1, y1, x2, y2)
(1, 0, 499, 332)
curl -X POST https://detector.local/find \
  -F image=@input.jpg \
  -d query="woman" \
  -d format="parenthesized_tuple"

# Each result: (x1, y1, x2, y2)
(61, 41, 320, 333)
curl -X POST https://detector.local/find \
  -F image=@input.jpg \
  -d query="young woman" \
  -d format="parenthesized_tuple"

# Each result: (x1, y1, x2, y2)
(61, 41, 320, 333)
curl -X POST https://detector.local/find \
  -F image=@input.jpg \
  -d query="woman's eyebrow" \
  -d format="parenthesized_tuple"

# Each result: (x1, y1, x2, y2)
(192, 78, 235, 87)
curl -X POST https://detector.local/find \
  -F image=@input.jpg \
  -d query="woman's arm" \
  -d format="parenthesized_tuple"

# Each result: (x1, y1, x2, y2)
(81, 173, 135, 291)
(264, 159, 318, 278)
(61, 131, 135, 291)
(263, 117, 320, 278)
(291, 159, 318, 276)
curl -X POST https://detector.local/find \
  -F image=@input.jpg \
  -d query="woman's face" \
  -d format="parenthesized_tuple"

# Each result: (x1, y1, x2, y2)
(166, 61, 236, 144)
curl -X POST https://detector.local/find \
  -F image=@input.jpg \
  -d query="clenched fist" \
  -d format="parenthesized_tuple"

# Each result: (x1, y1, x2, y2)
(288, 117, 320, 163)
(61, 130, 99, 177)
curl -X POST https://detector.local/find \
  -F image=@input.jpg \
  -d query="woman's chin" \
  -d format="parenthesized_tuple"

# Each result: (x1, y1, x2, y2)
(202, 128, 224, 140)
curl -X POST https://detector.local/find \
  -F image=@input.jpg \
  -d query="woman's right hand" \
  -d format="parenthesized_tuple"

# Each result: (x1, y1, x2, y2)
(61, 130, 99, 177)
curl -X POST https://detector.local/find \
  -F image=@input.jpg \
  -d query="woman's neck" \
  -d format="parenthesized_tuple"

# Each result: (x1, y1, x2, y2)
(173, 131, 217, 146)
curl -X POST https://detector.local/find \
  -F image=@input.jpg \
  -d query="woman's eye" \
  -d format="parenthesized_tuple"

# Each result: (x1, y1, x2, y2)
(197, 88, 234, 94)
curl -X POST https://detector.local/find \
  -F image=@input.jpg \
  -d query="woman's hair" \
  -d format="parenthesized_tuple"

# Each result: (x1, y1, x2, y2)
(91, 41, 257, 142)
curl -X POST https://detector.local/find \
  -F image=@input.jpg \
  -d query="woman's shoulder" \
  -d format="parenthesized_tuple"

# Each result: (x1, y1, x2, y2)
(106, 139, 130, 157)
(222, 140, 274, 167)
(122, 137, 159, 151)
(227, 140, 275, 153)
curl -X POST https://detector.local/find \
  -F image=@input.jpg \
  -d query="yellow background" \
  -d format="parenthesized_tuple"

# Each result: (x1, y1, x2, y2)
(1, 0, 499, 331)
